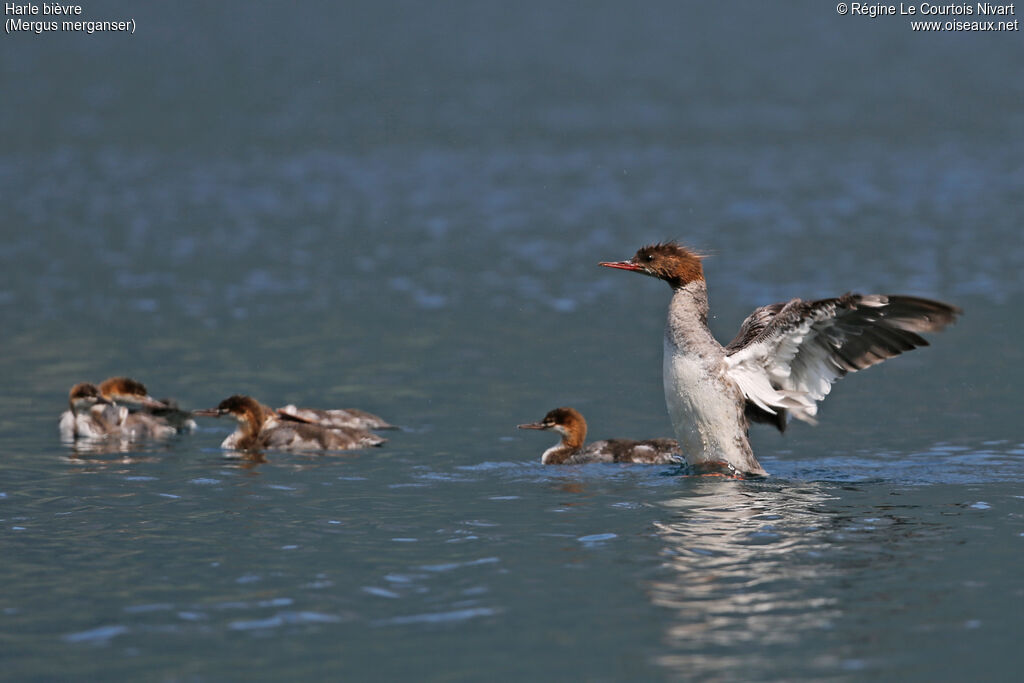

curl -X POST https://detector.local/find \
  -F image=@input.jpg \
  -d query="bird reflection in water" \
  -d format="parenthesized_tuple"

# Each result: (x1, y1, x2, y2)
(648, 480, 842, 676)
(63, 440, 168, 467)
(220, 449, 269, 469)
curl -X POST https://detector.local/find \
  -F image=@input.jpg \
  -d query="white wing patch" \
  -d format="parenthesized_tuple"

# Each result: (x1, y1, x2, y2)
(725, 304, 828, 423)
(724, 294, 958, 426)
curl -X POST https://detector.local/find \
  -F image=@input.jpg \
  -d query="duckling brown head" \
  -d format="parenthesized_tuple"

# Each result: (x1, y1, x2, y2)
(68, 382, 111, 414)
(518, 406, 587, 450)
(98, 376, 168, 410)
(194, 395, 271, 435)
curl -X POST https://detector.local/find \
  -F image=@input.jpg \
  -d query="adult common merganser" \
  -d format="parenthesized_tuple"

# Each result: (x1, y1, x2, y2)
(276, 405, 395, 431)
(194, 395, 387, 452)
(59, 383, 127, 440)
(98, 377, 197, 434)
(600, 241, 961, 477)
(518, 406, 682, 465)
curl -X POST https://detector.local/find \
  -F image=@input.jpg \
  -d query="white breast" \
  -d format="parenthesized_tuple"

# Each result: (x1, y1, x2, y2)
(663, 337, 749, 466)
(221, 430, 244, 449)
(58, 410, 77, 440)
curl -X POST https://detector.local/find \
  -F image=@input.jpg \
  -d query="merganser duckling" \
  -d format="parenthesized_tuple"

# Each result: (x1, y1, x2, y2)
(600, 241, 961, 477)
(276, 405, 395, 431)
(59, 383, 127, 440)
(518, 407, 682, 465)
(194, 395, 387, 452)
(98, 377, 197, 434)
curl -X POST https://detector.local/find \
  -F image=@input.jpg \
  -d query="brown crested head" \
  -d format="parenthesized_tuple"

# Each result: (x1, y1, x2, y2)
(599, 241, 705, 288)
(99, 377, 149, 398)
(517, 406, 587, 446)
(98, 376, 167, 409)
(69, 382, 105, 401)
(195, 395, 269, 427)
(68, 382, 110, 409)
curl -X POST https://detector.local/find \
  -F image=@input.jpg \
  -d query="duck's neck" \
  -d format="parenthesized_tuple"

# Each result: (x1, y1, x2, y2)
(234, 409, 267, 448)
(665, 279, 721, 356)
(541, 427, 585, 464)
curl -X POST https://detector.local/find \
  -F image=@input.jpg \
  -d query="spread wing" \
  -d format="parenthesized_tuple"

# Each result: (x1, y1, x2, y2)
(724, 293, 960, 428)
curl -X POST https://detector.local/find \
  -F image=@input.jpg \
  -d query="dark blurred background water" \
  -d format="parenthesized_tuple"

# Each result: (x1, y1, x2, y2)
(2, 1, 1022, 680)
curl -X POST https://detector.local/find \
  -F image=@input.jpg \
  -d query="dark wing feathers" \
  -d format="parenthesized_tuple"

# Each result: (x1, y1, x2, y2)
(724, 303, 786, 353)
(725, 294, 960, 429)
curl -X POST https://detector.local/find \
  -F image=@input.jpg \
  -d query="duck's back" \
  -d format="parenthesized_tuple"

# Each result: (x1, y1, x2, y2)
(565, 438, 682, 465)
(277, 405, 394, 431)
(259, 422, 386, 451)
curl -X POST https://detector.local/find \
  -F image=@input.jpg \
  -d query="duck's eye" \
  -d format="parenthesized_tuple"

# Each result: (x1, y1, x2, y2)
(645, 254, 654, 262)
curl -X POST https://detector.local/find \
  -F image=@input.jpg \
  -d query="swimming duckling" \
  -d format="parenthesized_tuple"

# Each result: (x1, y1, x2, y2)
(59, 383, 127, 440)
(98, 376, 196, 435)
(195, 395, 387, 452)
(518, 407, 682, 465)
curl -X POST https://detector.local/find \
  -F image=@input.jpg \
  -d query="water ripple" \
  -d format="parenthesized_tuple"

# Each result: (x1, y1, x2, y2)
(229, 611, 344, 630)
(372, 607, 498, 627)
(63, 625, 129, 645)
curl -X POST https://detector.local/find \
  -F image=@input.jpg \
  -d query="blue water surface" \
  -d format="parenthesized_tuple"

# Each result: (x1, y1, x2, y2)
(2, 2, 1022, 680)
